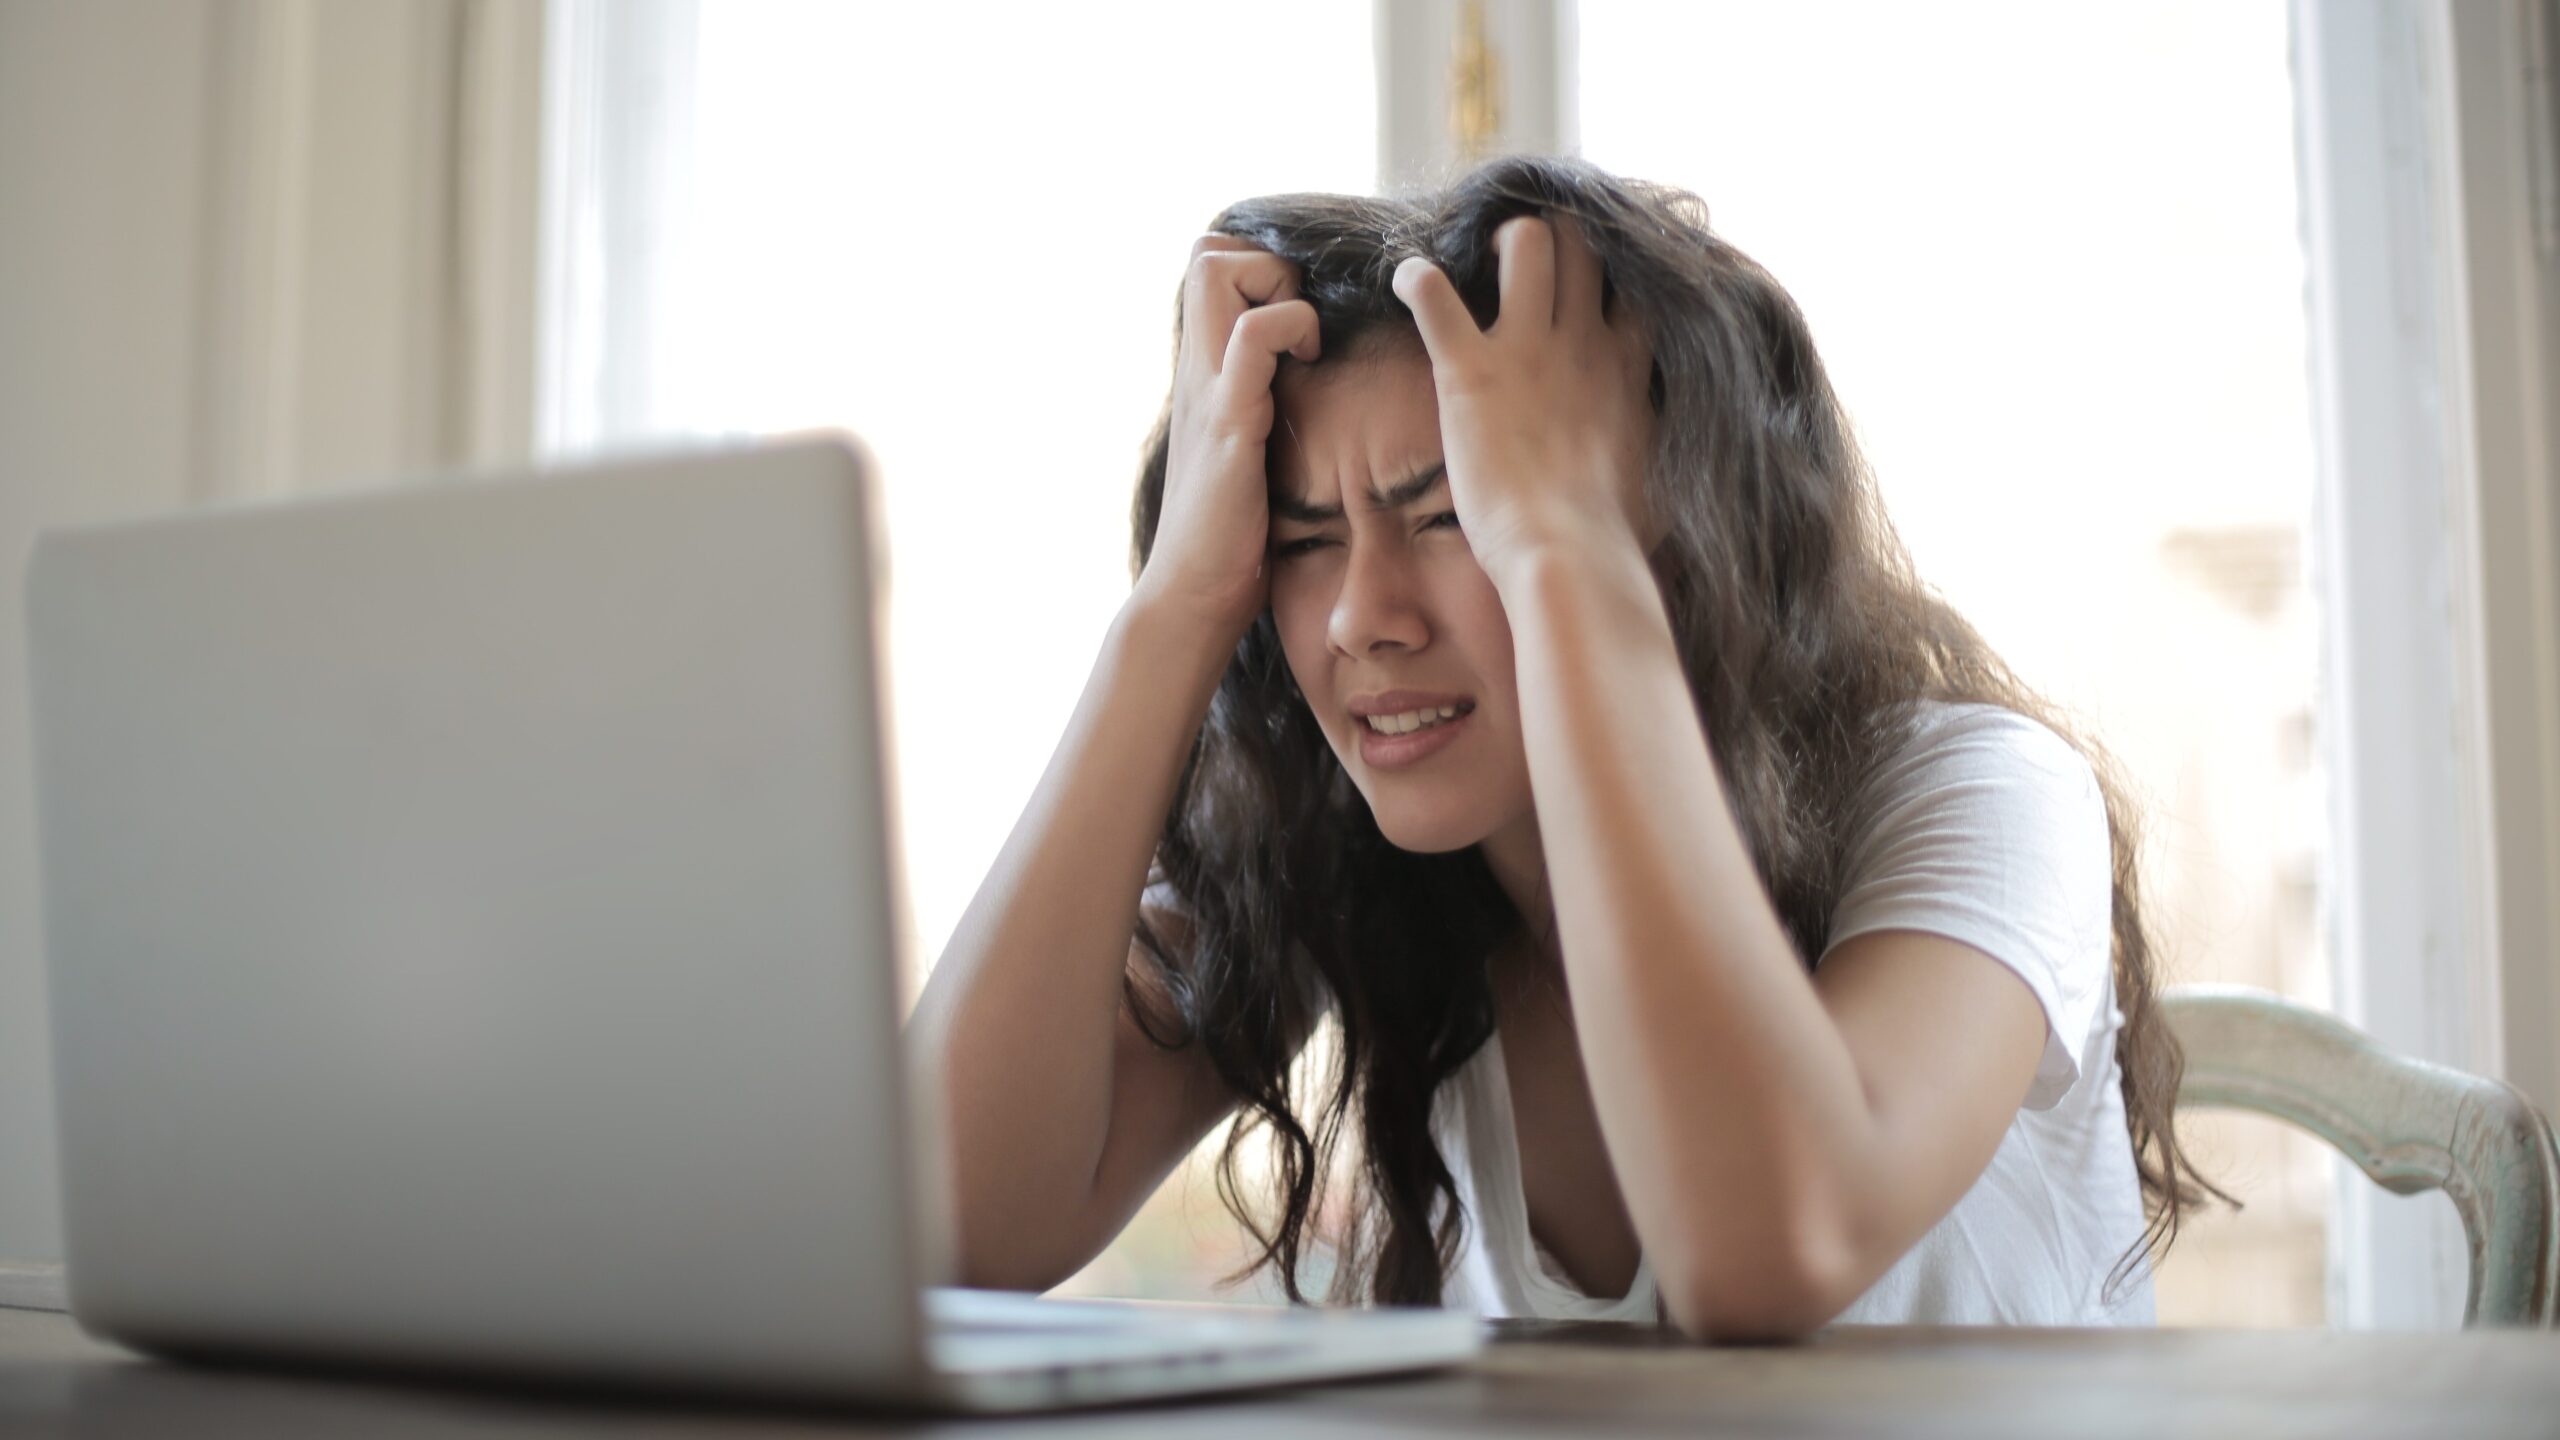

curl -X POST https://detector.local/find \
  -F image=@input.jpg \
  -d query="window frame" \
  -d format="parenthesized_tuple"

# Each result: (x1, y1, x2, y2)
(2293, 0, 2560, 1328)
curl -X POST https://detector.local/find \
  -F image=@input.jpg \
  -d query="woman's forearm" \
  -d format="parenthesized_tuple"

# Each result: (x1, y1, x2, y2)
(1490, 537, 1884, 1336)
(904, 597, 1237, 1285)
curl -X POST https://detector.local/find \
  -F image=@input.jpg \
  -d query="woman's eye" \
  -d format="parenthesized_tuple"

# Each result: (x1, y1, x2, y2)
(1272, 536, 1336, 559)
(1420, 510, 1463, 533)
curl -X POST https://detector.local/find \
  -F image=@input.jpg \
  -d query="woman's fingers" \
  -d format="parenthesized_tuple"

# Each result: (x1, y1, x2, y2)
(1216, 298, 1321, 404)
(1392, 255, 1481, 368)
(1183, 239, 1302, 377)
(1549, 212, 1607, 333)
(1491, 215, 1557, 335)
(1620, 303, 1655, 385)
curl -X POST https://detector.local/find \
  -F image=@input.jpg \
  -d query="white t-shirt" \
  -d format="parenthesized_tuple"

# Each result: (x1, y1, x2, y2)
(1142, 699, 2153, 1326)
(1435, 699, 2154, 1326)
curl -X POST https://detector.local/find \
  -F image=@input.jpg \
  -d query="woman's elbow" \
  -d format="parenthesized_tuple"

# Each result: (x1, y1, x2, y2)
(1658, 1222, 1864, 1343)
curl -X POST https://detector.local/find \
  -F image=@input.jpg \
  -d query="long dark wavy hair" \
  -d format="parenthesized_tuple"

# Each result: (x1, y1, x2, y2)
(1125, 154, 2224, 1310)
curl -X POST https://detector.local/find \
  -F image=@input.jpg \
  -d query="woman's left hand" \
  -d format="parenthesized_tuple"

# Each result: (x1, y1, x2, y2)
(1391, 212, 1656, 588)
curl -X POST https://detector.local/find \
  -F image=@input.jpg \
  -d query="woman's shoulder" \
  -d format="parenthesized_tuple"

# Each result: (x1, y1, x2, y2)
(1898, 697, 2085, 753)
(1874, 699, 2100, 800)
(1837, 698, 2112, 928)
(1833, 701, 2119, 1110)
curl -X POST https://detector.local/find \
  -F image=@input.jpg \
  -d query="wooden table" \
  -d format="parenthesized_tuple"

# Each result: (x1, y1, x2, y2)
(6, 1305, 2557, 1438)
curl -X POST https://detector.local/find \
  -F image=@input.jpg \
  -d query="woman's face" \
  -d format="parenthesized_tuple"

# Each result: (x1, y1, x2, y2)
(1267, 342, 1535, 854)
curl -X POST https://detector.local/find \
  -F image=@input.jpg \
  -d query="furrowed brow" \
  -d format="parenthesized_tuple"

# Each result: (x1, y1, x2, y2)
(1271, 492, 1342, 524)
(1270, 462, 1448, 525)
(1368, 462, 1448, 510)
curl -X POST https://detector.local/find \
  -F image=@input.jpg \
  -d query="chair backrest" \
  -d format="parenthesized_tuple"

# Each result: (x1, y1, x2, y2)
(2161, 985, 2560, 1327)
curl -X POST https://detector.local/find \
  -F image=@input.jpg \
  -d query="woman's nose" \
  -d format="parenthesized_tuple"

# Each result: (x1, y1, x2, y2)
(1327, 544, 1429, 657)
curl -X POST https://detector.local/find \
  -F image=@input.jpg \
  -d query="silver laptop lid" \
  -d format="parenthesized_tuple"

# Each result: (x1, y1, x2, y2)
(26, 437, 939, 1396)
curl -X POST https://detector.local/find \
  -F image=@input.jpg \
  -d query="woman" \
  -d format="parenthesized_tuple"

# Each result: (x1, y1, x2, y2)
(907, 154, 2219, 1339)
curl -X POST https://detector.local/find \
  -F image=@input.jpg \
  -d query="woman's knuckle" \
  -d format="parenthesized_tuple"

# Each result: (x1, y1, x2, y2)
(1232, 305, 1291, 341)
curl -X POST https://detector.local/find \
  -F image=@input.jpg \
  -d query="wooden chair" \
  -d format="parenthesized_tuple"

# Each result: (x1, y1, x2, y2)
(2162, 984, 2560, 1326)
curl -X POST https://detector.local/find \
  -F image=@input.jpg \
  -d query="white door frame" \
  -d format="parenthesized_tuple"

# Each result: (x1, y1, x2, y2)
(2444, 0, 2560, 1124)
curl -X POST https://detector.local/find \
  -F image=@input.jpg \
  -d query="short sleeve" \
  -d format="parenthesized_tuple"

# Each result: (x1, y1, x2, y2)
(1817, 705, 2115, 1111)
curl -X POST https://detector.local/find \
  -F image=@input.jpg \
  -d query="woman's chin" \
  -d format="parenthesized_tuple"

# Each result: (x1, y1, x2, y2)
(1370, 804, 1495, 855)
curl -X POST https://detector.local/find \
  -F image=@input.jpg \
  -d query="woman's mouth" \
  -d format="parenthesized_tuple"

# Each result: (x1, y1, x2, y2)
(1353, 698, 1476, 770)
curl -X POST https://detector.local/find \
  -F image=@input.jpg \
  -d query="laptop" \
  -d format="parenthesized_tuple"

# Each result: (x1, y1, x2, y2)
(22, 436, 1483, 1410)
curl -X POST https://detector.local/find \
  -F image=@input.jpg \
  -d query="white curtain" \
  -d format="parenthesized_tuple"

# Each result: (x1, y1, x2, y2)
(0, 0, 544, 1290)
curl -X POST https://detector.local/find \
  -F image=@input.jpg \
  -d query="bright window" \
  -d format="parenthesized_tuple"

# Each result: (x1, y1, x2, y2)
(622, 0, 1375, 983)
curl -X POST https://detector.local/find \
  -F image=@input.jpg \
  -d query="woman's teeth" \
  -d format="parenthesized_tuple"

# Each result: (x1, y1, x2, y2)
(1363, 705, 1465, 735)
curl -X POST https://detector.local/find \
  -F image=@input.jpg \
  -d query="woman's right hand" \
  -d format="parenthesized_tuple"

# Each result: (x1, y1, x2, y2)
(1132, 234, 1322, 646)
